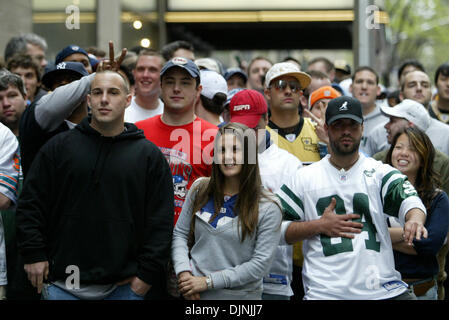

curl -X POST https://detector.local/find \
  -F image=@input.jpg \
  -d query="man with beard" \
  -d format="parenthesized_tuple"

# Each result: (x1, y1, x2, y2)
(277, 96, 428, 300)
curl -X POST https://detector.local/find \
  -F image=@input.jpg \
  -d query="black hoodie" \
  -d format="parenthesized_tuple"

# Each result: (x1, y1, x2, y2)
(16, 117, 174, 285)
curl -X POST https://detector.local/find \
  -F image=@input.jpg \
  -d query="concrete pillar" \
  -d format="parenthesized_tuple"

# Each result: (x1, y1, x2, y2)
(0, 0, 33, 60)
(96, 0, 121, 53)
(353, 0, 376, 68)
(157, 0, 167, 49)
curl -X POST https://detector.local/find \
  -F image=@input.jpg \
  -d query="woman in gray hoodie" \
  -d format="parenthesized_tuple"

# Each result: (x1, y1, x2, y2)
(172, 122, 282, 300)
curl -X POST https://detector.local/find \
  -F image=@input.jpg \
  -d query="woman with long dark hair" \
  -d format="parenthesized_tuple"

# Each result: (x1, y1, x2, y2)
(171, 122, 282, 300)
(386, 127, 449, 300)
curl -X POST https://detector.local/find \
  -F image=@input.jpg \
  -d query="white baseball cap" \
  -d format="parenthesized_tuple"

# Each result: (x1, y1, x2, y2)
(200, 70, 227, 100)
(264, 62, 311, 89)
(380, 99, 431, 131)
(195, 58, 222, 74)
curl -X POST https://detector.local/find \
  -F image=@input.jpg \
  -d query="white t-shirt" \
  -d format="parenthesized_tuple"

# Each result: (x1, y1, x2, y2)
(124, 96, 164, 123)
(259, 142, 303, 297)
(360, 102, 389, 155)
(277, 154, 426, 300)
(0, 123, 20, 286)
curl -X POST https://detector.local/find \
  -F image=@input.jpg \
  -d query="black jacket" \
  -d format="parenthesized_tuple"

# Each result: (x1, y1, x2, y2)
(16, 117, 174, 285)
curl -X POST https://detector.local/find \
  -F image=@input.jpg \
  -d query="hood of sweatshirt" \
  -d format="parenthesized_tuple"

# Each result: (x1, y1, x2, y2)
(75, 116, 146, 141)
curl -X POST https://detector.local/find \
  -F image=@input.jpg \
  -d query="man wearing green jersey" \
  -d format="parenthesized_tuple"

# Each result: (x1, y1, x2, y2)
(277, 96, 427, 300)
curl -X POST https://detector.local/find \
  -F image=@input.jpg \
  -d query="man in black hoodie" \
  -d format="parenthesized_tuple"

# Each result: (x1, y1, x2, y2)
(16, 71, 174, 300)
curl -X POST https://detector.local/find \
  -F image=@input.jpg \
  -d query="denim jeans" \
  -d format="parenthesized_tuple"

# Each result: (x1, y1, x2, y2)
(42, 283, 145, 300)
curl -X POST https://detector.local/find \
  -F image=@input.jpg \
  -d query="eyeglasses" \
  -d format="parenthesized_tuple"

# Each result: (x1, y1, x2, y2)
(270, 79, 302, 93)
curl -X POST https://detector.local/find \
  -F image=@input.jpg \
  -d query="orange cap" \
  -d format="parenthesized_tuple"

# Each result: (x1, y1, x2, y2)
(308, 86, 341, 110)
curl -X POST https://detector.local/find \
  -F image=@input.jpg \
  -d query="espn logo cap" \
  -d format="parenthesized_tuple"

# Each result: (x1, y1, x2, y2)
(230, 89, 267, 128)
(325, 96, 363, 125)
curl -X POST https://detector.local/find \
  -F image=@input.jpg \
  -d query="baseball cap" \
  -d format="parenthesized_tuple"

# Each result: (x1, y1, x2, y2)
(309, 86, 341, 110)
(195, 58, 222, 74)
(55, 45, 89, 65)
(41, 61, 89, 89)
(380, 99, 431, 131)
(334, 59, 351, 75)
(264, 62, 311, 90)
(161, 57, 200, 79)
(225, 88, 245, 107)
(224, 68, 248, 82)
(200, 70, 227, 100)
(325, 96, 363, 125)
(229, 89, 267, 128)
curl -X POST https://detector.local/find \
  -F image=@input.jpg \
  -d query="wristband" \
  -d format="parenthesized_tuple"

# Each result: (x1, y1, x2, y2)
(205, 275, 213, 290)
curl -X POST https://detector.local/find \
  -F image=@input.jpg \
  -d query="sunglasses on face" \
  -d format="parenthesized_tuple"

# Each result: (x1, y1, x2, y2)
(270, 79, 302, 93)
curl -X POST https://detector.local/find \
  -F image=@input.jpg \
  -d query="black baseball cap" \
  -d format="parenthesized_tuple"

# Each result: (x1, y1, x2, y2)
(325, 96, 363, 125)
(55, 45, 89, 65)
(224, 68, 248, 82)
(42, 61, 89, 89)
(160, 57, 200, 79)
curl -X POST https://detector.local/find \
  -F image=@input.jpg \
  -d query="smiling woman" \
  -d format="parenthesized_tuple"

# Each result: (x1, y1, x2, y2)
(171, 122, 282, 300)
(386, 127, 449, 300)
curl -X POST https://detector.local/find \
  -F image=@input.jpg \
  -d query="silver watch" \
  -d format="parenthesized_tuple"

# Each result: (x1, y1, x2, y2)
(205, 275, 213, 290)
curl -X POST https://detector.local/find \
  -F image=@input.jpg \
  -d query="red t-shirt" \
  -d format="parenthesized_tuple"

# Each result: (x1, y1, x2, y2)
(136, 115, 218, 224)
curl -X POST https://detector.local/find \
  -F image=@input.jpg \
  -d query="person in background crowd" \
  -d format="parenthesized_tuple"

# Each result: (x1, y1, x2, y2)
(282, 57, 301, 70)
(135, 57, 217, 299)
(247, 56, 272, 94)
(161, 40, 195, 62)
(4, 33, 48, 69)
(195, 58, 224, 75)
(124, 49, 164, 123)
(368, 70, 449, 157)
(387, 90, 401, 107)
(299, 70, 332, 113)
(194, 69, 227, 126)
(386, 127, 449, 300)
(303, 85, 342, 158)
(55, 45, 93, 74)
(229, 89, 303, 300)
(350, 66, 388, 155)
(429, 62, 449, 124)
(307, 57, 344, 95)
(224, 68, 247, 92)
(397, 59, 425, 87)
(0, 72, 27, 136)
(172, 122, 282, 300)
(7, 54, 46, 103)
(263, 62, 315, 300)
(334, 60, 351, 84)
(220, 88, 245, 126)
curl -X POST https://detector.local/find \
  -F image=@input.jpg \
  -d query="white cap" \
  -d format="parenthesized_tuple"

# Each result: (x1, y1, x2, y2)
(380, 99, 431, 131)
(195, 58, 221, 74)
(200, 70, 227, 100)
(264, 62, 311, 89)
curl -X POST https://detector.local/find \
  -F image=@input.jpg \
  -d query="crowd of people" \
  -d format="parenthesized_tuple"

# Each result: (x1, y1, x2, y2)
(0, 32, 448, 301)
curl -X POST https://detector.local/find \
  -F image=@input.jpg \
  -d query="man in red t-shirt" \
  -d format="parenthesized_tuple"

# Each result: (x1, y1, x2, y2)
(136, 57, 218, 225)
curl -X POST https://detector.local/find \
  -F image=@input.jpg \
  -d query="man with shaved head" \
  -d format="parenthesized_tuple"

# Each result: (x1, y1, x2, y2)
(16, 70, 174, 300)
